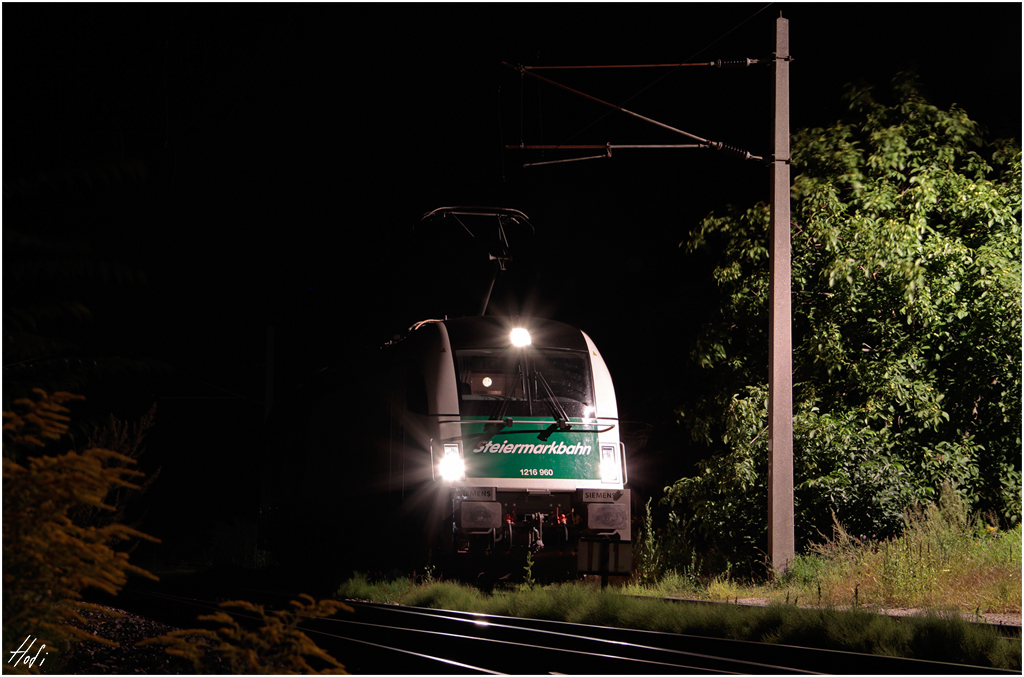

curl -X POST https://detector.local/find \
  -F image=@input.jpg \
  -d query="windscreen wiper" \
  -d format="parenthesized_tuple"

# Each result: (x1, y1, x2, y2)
(534, 370, 572, 431)
(493, 363, 525, 429)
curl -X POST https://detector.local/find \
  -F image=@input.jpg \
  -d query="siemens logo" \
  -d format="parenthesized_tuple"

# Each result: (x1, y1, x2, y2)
(471, 440, 592, 456)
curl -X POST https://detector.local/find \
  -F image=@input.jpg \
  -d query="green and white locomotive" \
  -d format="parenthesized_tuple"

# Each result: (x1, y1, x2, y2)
(381, 314, 632, 579)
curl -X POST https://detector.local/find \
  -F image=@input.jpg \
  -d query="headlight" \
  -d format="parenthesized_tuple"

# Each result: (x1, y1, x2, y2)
(510, 327, 531, 347)
(600, 444, 621, 483)
(439, 443, 465, 481)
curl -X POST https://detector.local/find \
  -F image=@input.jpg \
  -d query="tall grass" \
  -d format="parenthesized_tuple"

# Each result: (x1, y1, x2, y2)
(779, 489, 1022, 612)
(631, 485, 1021, 613)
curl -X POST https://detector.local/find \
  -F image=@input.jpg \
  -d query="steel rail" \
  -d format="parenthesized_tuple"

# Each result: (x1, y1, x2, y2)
(120, 589, 794, 673)
(335, 602, 814, 674)
(115, 589, 502, 674)
(346, 601, 1019, 675)
(314, 616, 745, 673)
(114, 589, 1019, 673)
(299, 625, 504, 674)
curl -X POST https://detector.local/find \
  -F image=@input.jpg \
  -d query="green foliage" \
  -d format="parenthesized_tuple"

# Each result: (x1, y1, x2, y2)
(634, 498, 663, 584)
(519, 551, 537, 592)
(669, 74, 1022, 567)
(336, 572, 416, 605)
(622, 568, 698, 600)
(399, 581, 486, 610)
(631, 499, 708, 588)
(787, 485, 1023, 612)
(137, 594, 353, 674)
(627, 483, 1019, 614)
(2, 390, 159, 672)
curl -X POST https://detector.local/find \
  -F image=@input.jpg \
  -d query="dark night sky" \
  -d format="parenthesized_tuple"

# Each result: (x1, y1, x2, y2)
(4, 3, 1021, 561)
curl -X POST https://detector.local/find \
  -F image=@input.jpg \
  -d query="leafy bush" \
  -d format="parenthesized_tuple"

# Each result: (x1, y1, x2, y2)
(2, 390, 159, 672)
(137, 594, 352, 674)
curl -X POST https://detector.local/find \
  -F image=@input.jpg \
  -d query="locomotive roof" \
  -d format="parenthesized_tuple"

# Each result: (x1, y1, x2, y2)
(442, 316, 588, 351)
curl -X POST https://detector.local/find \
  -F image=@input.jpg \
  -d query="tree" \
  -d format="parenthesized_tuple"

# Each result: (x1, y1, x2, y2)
(665, 74, 1021, 570)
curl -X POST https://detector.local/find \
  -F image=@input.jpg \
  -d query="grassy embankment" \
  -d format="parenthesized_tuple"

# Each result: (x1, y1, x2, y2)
(336, 496, 1021, 669)
(631, 493, 1022, 614)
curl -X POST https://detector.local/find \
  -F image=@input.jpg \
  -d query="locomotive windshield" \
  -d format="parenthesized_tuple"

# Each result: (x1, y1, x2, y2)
(455, 349, 595, 419)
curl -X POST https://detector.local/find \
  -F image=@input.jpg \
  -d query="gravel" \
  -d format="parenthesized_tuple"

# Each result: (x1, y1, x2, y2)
(56, 606, 227, 674)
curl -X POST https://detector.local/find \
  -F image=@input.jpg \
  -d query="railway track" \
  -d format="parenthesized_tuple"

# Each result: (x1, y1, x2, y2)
(110, 588, 1017, 674)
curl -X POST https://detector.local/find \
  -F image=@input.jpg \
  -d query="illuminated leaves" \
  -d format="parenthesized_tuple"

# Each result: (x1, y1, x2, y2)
(2, 391, 159, 673)
(2, 389, 83, 454)
(670, 74, 1021, 563)
(138, 594, 353, 674)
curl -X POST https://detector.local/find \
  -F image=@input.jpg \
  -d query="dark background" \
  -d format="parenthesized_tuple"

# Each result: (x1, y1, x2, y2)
(4, 3, 1021, 569)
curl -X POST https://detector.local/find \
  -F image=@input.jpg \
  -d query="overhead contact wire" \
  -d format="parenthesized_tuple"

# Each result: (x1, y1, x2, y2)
(526, 2, 775, 153)
(595, 2, 775, 113)
(523, 62, 715, 69)
(506, 64, 763, 163)
(505, 63, 708, 145)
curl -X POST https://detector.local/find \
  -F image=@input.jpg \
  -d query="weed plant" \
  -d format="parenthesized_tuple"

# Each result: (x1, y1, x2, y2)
(621, 553, 704, 599)
(778, 488, 1022, 612)
(632, 485, 1021, 613)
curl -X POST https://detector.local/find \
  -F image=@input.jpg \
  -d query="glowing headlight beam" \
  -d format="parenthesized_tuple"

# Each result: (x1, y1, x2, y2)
(510, 327, 531, 347)
(439, 443, 465, 482)
(600, 444, 621, 483)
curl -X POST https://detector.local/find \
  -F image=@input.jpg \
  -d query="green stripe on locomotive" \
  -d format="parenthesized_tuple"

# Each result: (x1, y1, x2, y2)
(460, 417, 600, 480)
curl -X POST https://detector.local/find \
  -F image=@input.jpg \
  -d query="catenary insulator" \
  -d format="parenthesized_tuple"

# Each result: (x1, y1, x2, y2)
(713, 58, 757, 68)
(708, 141, 753, 161)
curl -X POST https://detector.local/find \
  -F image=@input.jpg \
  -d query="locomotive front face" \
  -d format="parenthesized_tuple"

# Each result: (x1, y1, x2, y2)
(455, 344, 606, 483)
(416, 316, 631, 573)
(436, 318, 625, 491)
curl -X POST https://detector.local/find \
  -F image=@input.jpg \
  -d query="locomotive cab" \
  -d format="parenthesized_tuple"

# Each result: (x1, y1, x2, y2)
(386, 315, 632, 580)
